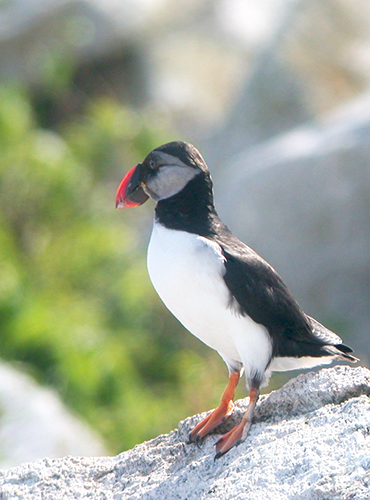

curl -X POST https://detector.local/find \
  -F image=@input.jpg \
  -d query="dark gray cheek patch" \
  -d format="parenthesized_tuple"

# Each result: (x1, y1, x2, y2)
(146, 166, 198, 201)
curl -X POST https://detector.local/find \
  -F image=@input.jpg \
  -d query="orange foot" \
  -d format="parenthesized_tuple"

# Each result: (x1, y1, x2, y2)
(215, 420, 251, 459)
(189, 371, 240, 445)
(189, 399, 235, 445)
(215, 386, 259, 459)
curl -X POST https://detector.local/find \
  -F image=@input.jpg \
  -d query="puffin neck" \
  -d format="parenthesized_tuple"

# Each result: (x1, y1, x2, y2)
(154, 172, 218, 236)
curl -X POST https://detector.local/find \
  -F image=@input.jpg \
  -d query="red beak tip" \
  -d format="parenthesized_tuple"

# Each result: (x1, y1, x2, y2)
(115, 165, 139, 210)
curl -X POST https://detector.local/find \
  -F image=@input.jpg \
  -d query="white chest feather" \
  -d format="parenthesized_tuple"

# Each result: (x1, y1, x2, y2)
(147, 222, 272, 380)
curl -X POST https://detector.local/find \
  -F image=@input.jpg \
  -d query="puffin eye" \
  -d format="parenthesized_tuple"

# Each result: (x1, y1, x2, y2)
(149, 160, 156, 170)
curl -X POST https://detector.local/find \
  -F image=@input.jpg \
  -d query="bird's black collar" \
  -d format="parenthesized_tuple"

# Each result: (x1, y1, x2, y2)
(155, 172, 219, 237)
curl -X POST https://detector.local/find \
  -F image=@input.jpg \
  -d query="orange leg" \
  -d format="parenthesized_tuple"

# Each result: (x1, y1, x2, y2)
(215, 386, 259, 459)
(189, 370, 240, 444)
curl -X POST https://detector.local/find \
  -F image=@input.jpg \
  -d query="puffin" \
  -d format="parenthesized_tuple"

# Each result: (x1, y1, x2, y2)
(115, 141, 357, 458)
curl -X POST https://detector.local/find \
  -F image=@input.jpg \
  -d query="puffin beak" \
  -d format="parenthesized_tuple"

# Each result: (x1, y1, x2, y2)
(115, 164, 149, 209)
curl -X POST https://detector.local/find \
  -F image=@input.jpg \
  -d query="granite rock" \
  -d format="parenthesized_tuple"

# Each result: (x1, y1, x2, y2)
(0, 365, 369, 499)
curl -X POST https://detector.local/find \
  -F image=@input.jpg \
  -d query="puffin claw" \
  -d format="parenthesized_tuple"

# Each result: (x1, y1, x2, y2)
(214, 450, 224, 461)
(195, 435, 204, 448)
(187, 431, 204, 446)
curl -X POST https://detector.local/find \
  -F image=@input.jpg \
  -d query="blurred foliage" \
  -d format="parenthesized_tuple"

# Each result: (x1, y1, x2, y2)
(0, 83, 232, 453)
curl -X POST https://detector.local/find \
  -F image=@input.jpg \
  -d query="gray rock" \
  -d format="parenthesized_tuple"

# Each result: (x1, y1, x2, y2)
(207, 0, 370, 163)
(0, 362, 106, 469)
(1, 365, 369, 499)
(5, 0, 370, 136)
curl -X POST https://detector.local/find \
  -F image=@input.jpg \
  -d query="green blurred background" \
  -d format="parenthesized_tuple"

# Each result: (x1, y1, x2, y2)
(0, 78, 237, 453)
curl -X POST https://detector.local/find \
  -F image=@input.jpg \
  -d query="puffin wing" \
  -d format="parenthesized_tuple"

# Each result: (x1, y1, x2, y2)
(217, 235, 356, 360)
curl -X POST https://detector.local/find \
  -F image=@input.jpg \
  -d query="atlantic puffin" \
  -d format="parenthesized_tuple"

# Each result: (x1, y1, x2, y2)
(115, 141, 357, 458)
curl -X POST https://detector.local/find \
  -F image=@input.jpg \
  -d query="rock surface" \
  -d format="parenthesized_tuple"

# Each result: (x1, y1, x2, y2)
(1, 365, 369, 499)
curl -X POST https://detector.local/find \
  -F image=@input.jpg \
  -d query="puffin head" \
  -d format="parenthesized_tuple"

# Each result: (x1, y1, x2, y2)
(115, 141, 209, 208)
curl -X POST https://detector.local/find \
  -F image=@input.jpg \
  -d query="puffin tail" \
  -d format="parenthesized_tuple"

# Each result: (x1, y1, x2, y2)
(308, 315, 359, 363)
(322, 344, 359, 363)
